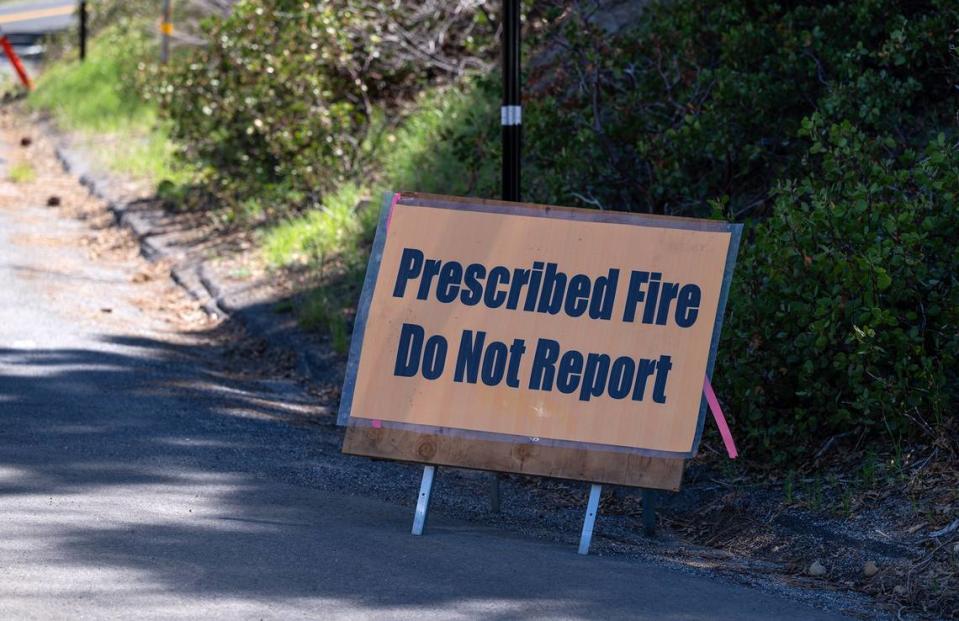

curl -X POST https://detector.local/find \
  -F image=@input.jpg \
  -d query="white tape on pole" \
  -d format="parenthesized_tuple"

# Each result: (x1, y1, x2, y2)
(501, 105, 522, 126)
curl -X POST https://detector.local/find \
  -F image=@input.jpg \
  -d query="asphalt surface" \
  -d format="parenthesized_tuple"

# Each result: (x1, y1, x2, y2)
(0, 145, 864, 619)
(0, 0, 75, 35)
(0, 0, 76, 82)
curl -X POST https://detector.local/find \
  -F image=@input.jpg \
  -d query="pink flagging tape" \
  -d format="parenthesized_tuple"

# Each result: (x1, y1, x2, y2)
(385, 192, 401, 233)
(372, 419, 382, 429)
(704, 376, 738, 459)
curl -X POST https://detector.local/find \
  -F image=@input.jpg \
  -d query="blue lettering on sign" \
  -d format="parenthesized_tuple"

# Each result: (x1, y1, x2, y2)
(386, 248, 703, 405)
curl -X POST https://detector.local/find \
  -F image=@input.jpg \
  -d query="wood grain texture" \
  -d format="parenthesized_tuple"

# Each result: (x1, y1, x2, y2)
(343, 425, 685, 491)
(401, 192, 719, 226)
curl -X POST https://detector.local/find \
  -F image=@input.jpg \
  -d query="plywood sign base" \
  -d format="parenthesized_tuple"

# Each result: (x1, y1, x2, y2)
(343, 424, 684, 490)
(344, 422, 682, 553)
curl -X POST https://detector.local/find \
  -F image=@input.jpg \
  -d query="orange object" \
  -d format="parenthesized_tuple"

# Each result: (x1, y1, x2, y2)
(0, 35, 32, 90)
(345, 192, 740, 456)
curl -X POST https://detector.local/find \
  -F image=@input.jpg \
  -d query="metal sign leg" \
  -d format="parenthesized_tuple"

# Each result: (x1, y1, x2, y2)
(577, 483, 602, 555)
(411, 465, 436, 535)
(642, 488, 657, 536)
(489, 473, 501, 513)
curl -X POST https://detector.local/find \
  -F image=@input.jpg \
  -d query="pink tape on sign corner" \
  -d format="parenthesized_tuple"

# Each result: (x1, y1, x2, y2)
(385, 192, 401, 233)
(704, 376, 738, 460)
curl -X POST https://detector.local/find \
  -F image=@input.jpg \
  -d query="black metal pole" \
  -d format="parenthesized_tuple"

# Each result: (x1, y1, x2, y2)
(488, 0, 522, 514)
(642, 489, 657, 536)
(501, 0, 521, 202)
(79, 1, 87, 61)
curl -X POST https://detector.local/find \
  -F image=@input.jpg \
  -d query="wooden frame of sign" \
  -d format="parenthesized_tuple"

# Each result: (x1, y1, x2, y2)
(339, 193, 741, 495)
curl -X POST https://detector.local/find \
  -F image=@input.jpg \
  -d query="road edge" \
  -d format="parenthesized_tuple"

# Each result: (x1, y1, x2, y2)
(45, 122, 337, 387)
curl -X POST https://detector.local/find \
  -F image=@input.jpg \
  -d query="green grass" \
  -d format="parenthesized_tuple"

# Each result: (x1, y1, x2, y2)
(261, 182, 369, 337)
(262, 183, 367, 268)
(262, 82, 495, 270)
(28, 24, 189, 184)
(260, 81, 497, 334)
(30, 27, 150, 131)
(7, 161, 36, 183)
(379, 84, 497, 197)
(300, 292, 351, 354)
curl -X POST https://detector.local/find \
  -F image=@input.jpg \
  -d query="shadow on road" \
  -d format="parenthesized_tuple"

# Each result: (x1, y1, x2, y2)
(0, 328, 855, 620)
(0, 331, 612, 619)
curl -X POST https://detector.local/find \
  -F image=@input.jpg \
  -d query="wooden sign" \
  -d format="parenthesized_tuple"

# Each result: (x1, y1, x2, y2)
(339, 193, 741, 491)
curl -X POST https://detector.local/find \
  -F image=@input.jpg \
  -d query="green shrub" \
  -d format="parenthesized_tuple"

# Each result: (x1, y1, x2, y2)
(721, 121, 959, 456)
(154, 0, 496, 219)
(149, 0, 959, 458)
(507, 0, 959, 456)
(522, 0, 959, 217)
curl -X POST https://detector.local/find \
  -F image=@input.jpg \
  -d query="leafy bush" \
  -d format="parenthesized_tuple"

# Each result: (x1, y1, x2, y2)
(522, 0, 959, 217)
(152, 0, 496, 220)
(721, 122, 959, 455)
(151, 0, 959, 458)
(510, 0, 958, 456)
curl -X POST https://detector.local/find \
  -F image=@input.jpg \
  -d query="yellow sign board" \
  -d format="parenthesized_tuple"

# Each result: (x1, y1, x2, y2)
(340, 193, 741, 482)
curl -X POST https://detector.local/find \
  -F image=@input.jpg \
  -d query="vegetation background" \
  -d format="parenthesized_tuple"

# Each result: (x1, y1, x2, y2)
(28, 0, 958, 466)
(17, 2, 958, 616)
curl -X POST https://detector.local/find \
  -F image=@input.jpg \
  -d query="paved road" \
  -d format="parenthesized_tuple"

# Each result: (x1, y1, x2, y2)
(0, 0, 76, 81)
(0, 0, 75, 35)
(0, 143, 860, 619)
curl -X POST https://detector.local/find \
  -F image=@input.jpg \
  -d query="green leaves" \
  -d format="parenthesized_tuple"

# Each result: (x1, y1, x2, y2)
(722, 129, 959, 459)
(150, 0, 496, 221)
(142, 0, 959, 461)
